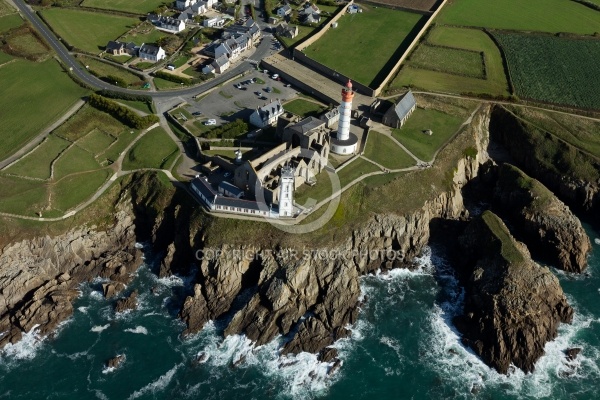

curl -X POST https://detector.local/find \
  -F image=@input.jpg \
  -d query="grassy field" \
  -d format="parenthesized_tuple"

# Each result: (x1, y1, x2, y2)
(304, 7, 425, 86)
(363, 131, 415, 170)
(389, 26, 510, 96)
(53, 145, 100, 179)
(0, 174, 49, 215)
(4, 30, 49, 60)
(78, 55, 145, 87)
(118, 22, 169, 46)
(81, 0, 167, 14)
(77, 128, 116, 154)
(53, 104, 127, 141)
(116, 99, 154, 114)
(0, 13, 22, 32)
(123, 127, 178, 170)
(392, 108, 464, 161)
(41, 8, 137, 53)
(408, 44, 484, 78)
(437, 0, 600, 34)
(0, 59, 87, 161)
(492, 32, 600, 109)
(279, 25, 313, 48)
(52, 169, 110, 212)
(283, 99, 327, 117)
(337, 158, 380, 187)
(5, 135, 71, 179)
(154, 77, 184, 90)
(295, 172, 333, 205)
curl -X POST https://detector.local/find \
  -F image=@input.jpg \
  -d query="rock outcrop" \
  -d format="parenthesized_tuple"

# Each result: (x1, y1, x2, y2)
(454, 211, 573, 374)
(106, 354, 125, 370)
(0, 208, 141, 348)
(115, 290, 138, 313)
(493, 164, 591, 272)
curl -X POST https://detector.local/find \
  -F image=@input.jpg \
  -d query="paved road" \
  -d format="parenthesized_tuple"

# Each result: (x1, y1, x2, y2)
(12, 0, 274, 99)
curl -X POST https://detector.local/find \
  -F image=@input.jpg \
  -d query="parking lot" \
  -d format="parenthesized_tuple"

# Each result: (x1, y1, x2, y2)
(184, 69, 299, 126)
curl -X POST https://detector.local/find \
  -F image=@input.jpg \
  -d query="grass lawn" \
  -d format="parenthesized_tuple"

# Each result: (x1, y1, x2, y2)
(5, 135, 71, 180)
(304, 7, 426, 86)
(41, 8, 137, 53)
(5, 31, 49, 60)
(0, 50, 12, 64)
(123, 127, 178, 170)
(295, 172, 333, 205)
(98, 130, 139, 162)
(437, 0, 600, 34)
(0, 13, 22, 32)
(119, 23, 170, 46)
(172, 54, 190, 68)
(51, 169, 110, 212)
(78, 55, 145, 86)
(116, 99, 154, 114)
(408, 44, 484, 78)
(0, 0, 16, 16)
(337, 157, 380, 187)
(363, 131, 415, 170)
(392, 108, 463, 161)
(53, 145, 100, 179)
(104, 54, 133, 64)
(134, 61, 155, 70)
(77, 128, 116, 154)
(53, 104, 127, 142)
(81, 0, 167, 14)
(0, 59, 87, 161)
(154, 77, 184, 90)
(279, 25, 313, 48)
(389, 26, 510, 97)
(492, 32, 600, 110)
(0, 174, 48, 215)
(283, 99, 326, 117)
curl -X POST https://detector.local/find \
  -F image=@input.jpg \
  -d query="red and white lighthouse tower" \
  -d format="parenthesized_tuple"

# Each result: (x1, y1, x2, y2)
(337, 80, 354, 141)
(330, 79, 358, 155)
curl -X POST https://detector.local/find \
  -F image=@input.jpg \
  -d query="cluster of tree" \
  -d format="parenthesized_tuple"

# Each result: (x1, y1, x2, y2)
(204, 119, 249, 139)
(100, 75, 128, 88)
(88, 94, 158, 129)
(154, 70, 214, 85)
(264, 0, 276, 18)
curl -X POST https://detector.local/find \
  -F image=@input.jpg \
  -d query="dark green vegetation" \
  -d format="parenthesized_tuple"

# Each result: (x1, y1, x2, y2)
(77, 55, 145, 87)
(496, 163, 554, 209)
(363, 131, 415, 170)
(480, 210, 525, 264)
(0, 13, 23, 33)
(492, 32, 600, 109)
(1, 24, 50, 61)
(81, 0, 167, 14)
(304, 6, 425, 86)
(337, 158, 380, 187)
(40, 8, 137, 53)
(390, 25, 510, 97)
(123, 127, 178, 170)
(437, 0, 600, 34)
(88, 94, 158, 129)
(392, 108, 465, 161)
(283, 99, 327, 117)
(202, 120, 249, 140)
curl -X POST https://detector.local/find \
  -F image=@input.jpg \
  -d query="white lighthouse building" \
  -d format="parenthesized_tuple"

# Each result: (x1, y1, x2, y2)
(278, 165, 295, 217)
(330, 80, 359, 155)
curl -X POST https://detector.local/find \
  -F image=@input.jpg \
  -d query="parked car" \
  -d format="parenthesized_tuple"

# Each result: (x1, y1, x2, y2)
(255, 91, 261, 96)
(265, 87, 272, 93)
(166, 65, 175, 71)
(224, 172, 232, 178)
(192, 111, 201, 116)
(205, 119, 217, 126)
(240, 87, 247, 91)
(271, 74, 279, 80)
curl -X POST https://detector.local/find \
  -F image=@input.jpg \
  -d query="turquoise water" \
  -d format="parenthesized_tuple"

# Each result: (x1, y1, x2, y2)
(1, 226, 599, 400)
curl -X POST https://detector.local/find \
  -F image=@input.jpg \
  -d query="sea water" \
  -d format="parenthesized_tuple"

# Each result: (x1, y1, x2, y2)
(1, 225, 599, 400)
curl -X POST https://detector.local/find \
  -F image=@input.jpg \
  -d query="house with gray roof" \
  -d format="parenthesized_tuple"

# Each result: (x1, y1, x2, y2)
(105, 41, 137, 56)
(275, 22, 299, 39)
(276, 4, 292, 17)
(139, 43, 166, 61)
(382, 90, 417, 129)
(249, 99, 285, 128)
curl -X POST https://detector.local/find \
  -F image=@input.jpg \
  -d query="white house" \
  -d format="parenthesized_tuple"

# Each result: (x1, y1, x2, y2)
(152, 16, 186, 33)
(203, 16, 225, 28)
(276, 4, 292, 17)
(249, 99, 284, 128)
(175, 0, 194, 10)
(203, 55, 230, 74)
(139, 44, 166, 61)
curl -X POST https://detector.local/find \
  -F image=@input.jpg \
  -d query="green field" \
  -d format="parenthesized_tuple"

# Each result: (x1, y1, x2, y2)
(437, 0, 600, 34)
(0, 13, 22, 32)
(77, 128, 116, 154)
(154, 77, 184, 90)
(53, 105, 127, 141)
(5, 135, 71, 180)
(123, 127, 178, 170)
(279, 25, 313, 48)
(118, 22, 169, 46)
(363, 131, 415, 170)
(53, 145, 100, 179)
(78, 55, 145, 87)
(283, 99, 327, 117)
(389, 26, 510, 96)
(81, 0, 167, 14)
(492, 32, 600, 109)
(0, 174, 49, 215)
(116, 99, 154, 114)
(337, 158, 380, 187)
(408, 44, 484, 78)
(52, 169, 110, 212)
(41, 8, 137, 53)
(392, 108, 464, 161)
(304, 7, 425, 86)
(0, 59, 87, 161)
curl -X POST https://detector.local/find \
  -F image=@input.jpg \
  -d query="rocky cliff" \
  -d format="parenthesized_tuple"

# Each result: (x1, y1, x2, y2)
(489, 106, 600, 221)
(454, 211, 573, 374)
(492, 163, 591, 272)
(0, 203, 141, 347)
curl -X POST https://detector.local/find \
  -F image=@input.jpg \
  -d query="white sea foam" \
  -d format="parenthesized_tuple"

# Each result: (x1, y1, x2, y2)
(156, 275, 185, 287)
(594, 238, 600, 245)
(124, 326, 148, 335)
(90, 324, 110, 333)
(78, 306, 89, 314)
(127, 363, 182, 399)
(0, 325, 43, 362)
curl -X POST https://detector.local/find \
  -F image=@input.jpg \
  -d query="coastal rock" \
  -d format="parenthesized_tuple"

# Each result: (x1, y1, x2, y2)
(114, 290, 138, 313)
(106, 354, 125, 370)
(454, 211, 573, 374)
(565, 347, 582, 361)
(103, 282, 126, 299)
(493, 164, 591, 272)
(0, 207, 141, 349)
